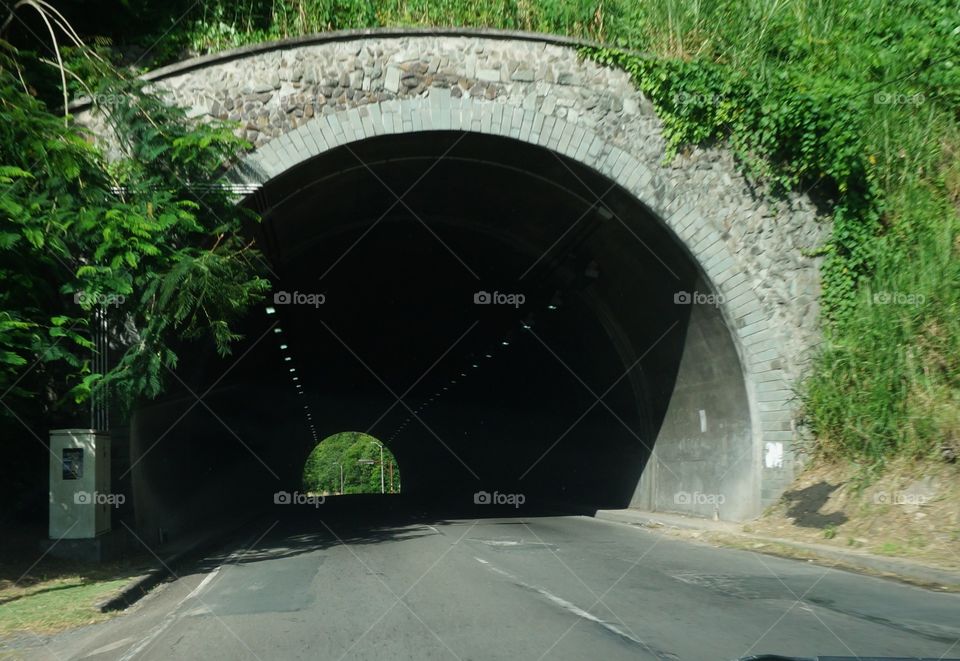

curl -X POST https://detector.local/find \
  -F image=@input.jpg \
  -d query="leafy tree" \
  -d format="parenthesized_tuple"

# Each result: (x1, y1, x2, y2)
(0, 26, 269, 423)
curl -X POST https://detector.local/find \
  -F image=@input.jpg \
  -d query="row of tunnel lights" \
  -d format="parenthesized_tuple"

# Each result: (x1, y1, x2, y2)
(262, 290, 564, 448)
(383, 291, 564, 445)
(264, 308, 320, 444)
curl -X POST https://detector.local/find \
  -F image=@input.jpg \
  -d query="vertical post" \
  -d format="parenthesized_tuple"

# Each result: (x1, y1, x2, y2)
(389, 461, 394, 493)
(379, 443, 385, 494)
(90, 308, 109, 432)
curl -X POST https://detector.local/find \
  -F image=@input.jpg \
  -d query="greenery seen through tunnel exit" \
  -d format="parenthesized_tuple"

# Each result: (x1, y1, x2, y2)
(302, 432, 400, 495)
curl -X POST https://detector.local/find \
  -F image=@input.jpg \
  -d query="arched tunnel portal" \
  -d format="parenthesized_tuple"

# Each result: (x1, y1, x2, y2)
(128, 130, 755, 534)
(97, 31, 825, 541)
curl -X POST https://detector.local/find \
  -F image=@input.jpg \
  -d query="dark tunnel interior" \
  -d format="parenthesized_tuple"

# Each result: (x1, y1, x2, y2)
(128, 131, 753, 537)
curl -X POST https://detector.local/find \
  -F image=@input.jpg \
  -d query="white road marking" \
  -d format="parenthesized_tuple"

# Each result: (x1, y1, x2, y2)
(117, 565, 224, 660)
(182, 567, 220, 604)
(474, 556, 646, 647)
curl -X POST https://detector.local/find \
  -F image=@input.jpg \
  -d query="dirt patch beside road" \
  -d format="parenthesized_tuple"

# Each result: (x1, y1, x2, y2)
(746, 458, 960, 571)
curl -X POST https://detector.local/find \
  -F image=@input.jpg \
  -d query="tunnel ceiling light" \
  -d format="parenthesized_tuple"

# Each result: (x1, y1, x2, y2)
(501, 340, 510, 346)
(284, 356, 292, 362)
(289, 368, 296, 372)
(274, 327, 283, 333)
(280, 344, 288, 350)
(265, 306, 276, 315)
(460, 372, 466, 377)
(485, 354, 492, 359)
(292, 377, 299, 381)
(597, 206, 613, 221)
(472, 364, 478, 368)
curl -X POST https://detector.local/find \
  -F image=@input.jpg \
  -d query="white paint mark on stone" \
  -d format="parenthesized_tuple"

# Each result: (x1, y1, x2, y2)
(764, 441, 784, 468)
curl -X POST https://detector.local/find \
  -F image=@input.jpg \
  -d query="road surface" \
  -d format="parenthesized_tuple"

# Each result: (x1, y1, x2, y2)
(22, 507, 960, 660)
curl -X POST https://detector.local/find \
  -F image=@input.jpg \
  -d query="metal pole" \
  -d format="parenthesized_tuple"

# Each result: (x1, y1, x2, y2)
(379, 443, 385, 494)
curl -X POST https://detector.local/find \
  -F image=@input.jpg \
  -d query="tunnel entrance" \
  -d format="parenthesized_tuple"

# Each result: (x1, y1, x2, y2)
(129, 129, 755, 537)
(303, 432, 400, 495)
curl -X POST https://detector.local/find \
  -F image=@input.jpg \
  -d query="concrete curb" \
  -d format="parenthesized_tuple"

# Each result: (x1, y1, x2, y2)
(593, 509, 960, 591)
(95, 515, 260, 612)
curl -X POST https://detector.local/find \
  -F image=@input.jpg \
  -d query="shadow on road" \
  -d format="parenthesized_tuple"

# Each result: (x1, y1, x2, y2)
(195, 493, 594, 571)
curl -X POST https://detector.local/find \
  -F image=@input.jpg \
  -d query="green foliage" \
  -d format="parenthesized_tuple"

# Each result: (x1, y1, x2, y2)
(302, 432, 400, 494)
(0, 43, 269, 417)
(176, 0, 612, 56)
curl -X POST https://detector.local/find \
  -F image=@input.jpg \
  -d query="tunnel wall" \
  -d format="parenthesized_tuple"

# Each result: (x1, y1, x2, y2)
(75, 30, 826, 519)
(631, 277, 757, 520)
(129, 383, 309, 543)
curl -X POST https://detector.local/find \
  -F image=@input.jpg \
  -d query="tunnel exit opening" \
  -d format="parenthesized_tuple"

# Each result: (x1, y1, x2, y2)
(303, 431, 401, 496)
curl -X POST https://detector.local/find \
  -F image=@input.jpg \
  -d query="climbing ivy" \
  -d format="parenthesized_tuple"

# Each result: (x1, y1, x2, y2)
(584, 47, 884, 323)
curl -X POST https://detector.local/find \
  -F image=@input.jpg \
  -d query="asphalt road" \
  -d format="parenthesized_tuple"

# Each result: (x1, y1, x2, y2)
(26, 507, 960, 661)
